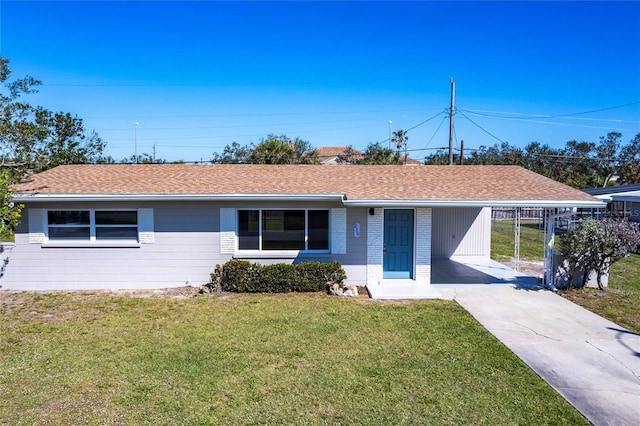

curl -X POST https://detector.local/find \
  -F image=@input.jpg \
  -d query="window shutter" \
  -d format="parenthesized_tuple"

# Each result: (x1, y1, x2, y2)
(331, 208, 347, 254)
(138, 208, 154, 244)
(220, 208, 236, 254)
(28, 208, 46, 244)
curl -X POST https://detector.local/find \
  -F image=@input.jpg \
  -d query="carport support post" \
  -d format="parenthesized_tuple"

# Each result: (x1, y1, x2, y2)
(543, 209, 556, 289)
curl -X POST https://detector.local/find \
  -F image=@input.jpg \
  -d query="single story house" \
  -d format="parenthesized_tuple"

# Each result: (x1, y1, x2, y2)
(582, 183, 640, 219)
(611, 190, 640, 223)
(3, 164, 603, 292)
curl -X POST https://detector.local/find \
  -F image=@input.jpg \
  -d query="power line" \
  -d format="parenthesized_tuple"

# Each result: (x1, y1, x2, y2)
(460, 101, 640, 120)
(376, 110, 447, 145)
(458, 108, 639, 131)
(456, 108, 507, 144)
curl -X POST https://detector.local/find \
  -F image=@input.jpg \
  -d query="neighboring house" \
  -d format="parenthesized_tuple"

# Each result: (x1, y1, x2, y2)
(4, 164, 602, 291)
(316, 147, 363, 165)
(611, 190, 640, 223)
(582, 183, 640, 219)
(316, 146, 422, 165)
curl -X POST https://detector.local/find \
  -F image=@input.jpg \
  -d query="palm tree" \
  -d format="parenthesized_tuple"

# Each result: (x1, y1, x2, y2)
(392, 130, 409, 165)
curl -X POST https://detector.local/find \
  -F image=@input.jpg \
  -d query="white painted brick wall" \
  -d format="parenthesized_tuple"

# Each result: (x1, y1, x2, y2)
(415, 207, 432, 284)
(219, 208, 236, 254)
(138, 208, 155, 244)
(28, 208, 46, 244)
(330, 208, 347, 254)
(367, 208, 383, 284)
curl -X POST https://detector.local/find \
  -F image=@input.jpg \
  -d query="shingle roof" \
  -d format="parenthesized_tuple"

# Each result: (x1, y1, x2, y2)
(13, 164, 602, 206)
(315, 146, 363, 164)
(315, 146, 422, 165)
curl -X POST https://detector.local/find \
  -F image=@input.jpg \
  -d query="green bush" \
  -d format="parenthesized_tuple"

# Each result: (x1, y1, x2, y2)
(215, 260, 346, 293)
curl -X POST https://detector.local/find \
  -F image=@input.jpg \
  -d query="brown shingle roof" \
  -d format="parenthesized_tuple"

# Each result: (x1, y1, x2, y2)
(315, 146, 422, 165)
(13, 164, 601, 205)
(315, 146, 358, 159)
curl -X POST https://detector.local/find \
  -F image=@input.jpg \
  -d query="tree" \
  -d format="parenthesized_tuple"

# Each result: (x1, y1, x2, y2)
(391, 130, 409, 164)
(212, 134, 318, 164)
(357, 142, 402, 165)
(335, 146, 363, 164)
(250, 134, 318, 164)
(422, 149, 451, 165)
(32, 111, 106, 172)
(120, 153, 168, 164)
(618, 133, 640, 184)
(0, 55, 107, 239)
(594, 132, 621, 187)
(0, 55, 107, 178)
(560, 218, 640, 290)
(0, 170, 22, 241)
(211, 141, 251, 164)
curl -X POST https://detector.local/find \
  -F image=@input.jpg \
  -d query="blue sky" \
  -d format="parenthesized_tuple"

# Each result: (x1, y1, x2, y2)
(1, 1, 639, 162)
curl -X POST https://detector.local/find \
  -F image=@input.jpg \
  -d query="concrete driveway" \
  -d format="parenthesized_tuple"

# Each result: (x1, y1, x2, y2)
(434, 285, 640, 426)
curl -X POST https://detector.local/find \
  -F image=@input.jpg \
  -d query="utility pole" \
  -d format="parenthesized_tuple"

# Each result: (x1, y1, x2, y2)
(460, 139, 464, 165)
(388, 120, 393, 150)
(152, 144, 156, 163)
(448, 78, 455, 165)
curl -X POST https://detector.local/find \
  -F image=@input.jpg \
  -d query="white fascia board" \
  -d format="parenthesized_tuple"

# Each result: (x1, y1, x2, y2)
(12, 193, 347, 203)
(342, 199, 607, 208)
(612, 195, 640, 202)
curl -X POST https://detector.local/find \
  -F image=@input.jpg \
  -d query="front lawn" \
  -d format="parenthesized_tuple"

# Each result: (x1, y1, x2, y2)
(0, 292, 587, 425)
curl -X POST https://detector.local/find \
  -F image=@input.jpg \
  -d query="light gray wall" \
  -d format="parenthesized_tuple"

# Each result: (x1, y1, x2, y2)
(1, 201, 367, 290)
(431, 207, 491, 258)
(2, 201, 224, 290)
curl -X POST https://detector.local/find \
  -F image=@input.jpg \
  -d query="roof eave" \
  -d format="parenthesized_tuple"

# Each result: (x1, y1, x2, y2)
(12, 193, 347, 203)
(342, 199, 607, 208)
(12, 193, 606, 209)
(611, 195, 640, 202)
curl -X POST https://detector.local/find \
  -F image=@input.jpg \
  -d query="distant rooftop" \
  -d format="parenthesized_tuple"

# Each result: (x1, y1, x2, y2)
(315, 146, 422, 165)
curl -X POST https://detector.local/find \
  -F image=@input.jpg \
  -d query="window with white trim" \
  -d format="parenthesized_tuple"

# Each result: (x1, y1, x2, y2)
(238, 209, 329, 251)
(47, 210, 138, 241)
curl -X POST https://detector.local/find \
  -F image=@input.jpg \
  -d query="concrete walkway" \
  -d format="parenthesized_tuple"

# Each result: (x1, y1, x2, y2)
(435, 285, 640, 426)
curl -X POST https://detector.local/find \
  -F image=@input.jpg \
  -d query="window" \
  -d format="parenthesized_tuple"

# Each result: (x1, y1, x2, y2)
(47, 210, 138, 241)
(238, 209, 329, 251)
(48, 211, 90, 240)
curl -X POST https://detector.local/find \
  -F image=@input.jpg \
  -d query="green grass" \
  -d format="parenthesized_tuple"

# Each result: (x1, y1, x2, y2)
(0, 292, 587, 425)
(491, 219, 547, 261)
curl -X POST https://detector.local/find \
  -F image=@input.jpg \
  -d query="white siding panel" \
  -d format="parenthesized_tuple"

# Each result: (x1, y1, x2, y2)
(138, 208, 154, 243)
(432, 207, 491, 258)
(28, 208, 46, 243)
(331, 208, 347, 254)
(219, 208, 236, 254)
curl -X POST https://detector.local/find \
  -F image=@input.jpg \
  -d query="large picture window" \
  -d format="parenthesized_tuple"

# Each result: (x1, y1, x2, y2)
(238, 209, 329, 251)
(47, 210, 138, 241)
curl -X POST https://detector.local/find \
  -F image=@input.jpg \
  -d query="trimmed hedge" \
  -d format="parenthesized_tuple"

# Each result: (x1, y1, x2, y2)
(213, 260, 346, 293)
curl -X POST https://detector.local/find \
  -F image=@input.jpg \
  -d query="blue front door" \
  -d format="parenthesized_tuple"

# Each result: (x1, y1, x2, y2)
(383, 209, 414, 279)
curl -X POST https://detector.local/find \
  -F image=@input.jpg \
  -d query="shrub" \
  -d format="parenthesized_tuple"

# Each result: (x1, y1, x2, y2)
(215, 260, 346, 293)
(559, 218, 640, 289)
